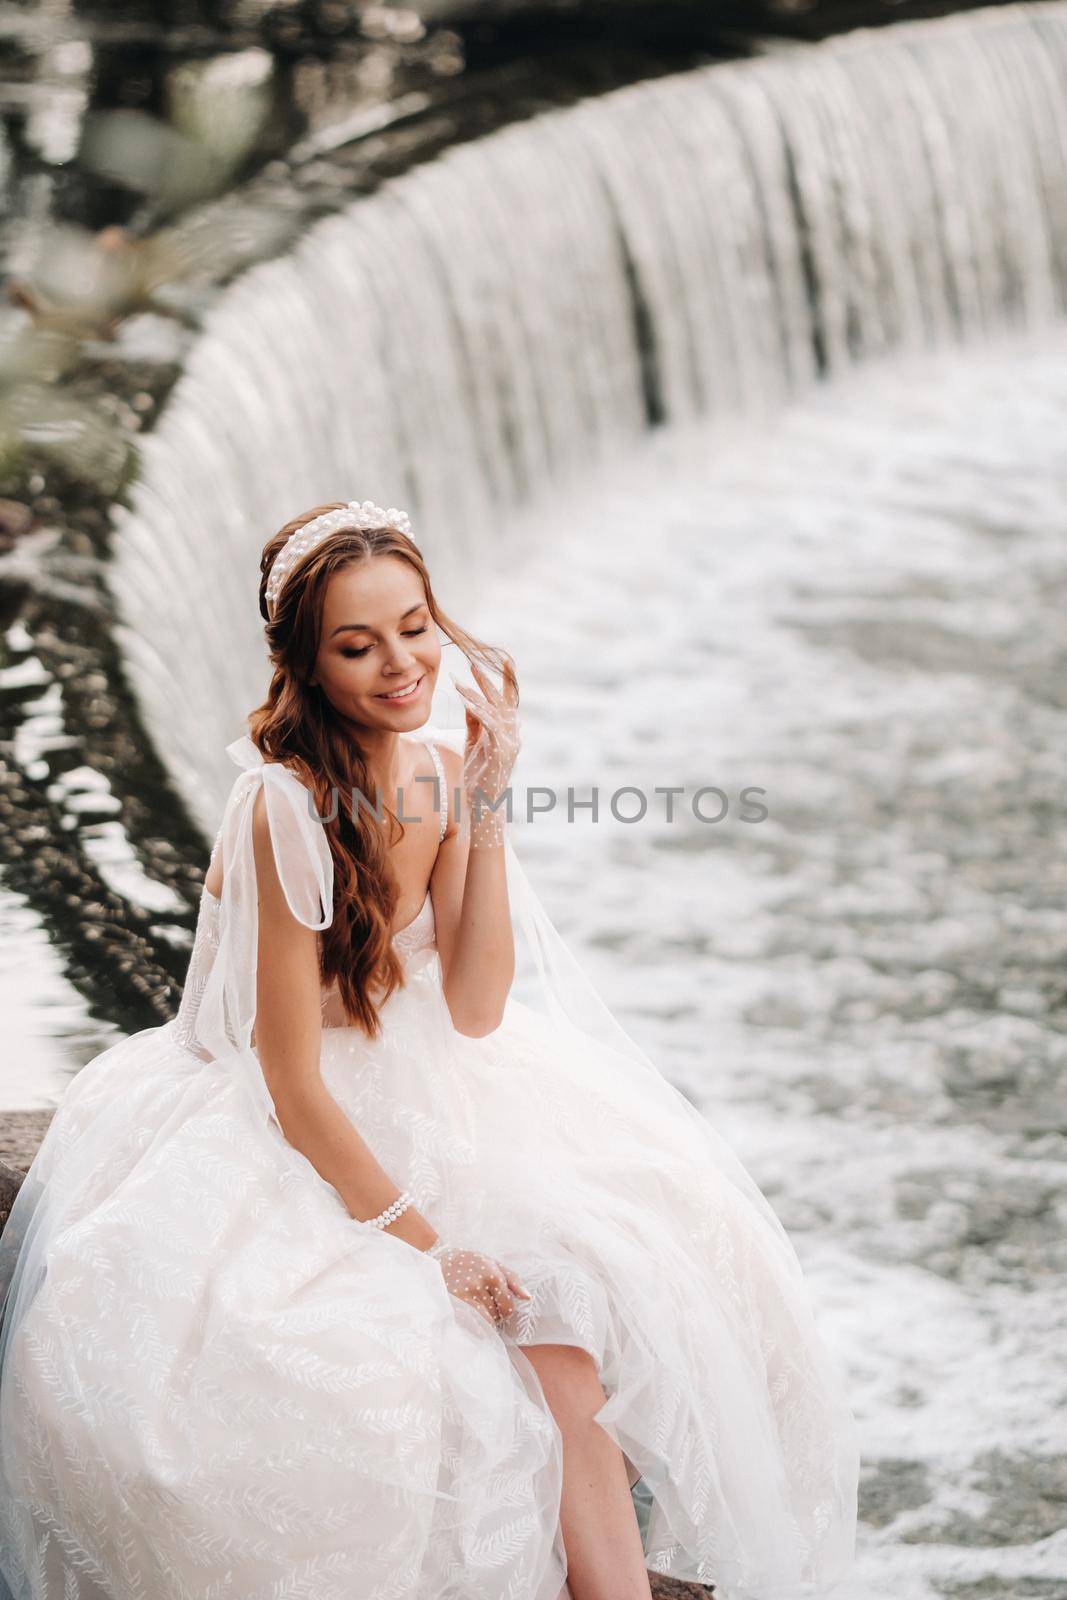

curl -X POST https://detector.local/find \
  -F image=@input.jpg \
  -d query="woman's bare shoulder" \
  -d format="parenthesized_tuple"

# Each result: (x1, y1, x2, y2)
(434, 741, 463, 781)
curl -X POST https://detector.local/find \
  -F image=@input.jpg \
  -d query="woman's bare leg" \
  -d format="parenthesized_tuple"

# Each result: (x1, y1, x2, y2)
(522, 1342, 653, 1600)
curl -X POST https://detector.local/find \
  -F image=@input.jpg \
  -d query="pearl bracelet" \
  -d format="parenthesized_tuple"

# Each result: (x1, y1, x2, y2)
(368, 1190, 414, 1230)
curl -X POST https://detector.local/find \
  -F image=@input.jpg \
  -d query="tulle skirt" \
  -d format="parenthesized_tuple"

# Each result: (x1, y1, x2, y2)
(0, 950, 858, 1600)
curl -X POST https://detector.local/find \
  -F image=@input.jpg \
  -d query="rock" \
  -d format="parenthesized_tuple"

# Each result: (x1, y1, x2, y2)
(0, 499, 34, 550)
(0, 1110, 55, 1236)
(0, 1159, 23, 1235)
(650, 1578, 713, 1597)
(0, 1110, 54, 1174)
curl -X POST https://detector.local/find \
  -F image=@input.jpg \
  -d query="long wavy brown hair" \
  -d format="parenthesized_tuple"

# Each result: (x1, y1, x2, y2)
(246, 502, 518, 1038)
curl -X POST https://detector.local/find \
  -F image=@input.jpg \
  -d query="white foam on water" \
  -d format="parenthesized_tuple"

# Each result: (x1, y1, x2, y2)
(461, 323, 1067, 1594)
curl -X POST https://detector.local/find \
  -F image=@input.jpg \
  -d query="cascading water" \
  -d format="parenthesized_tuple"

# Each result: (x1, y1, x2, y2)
(109, 2, 1067, 833)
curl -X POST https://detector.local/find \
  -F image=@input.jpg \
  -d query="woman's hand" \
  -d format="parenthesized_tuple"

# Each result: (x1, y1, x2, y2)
(433, 1245, 531, 1327)
(450, 660, 521, 848)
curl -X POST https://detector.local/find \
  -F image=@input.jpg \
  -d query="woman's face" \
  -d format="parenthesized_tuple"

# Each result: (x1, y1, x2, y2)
(312, 554, 441, 731)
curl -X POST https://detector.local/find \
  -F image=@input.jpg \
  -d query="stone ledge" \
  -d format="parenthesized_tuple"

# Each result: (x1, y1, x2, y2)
(0, 1110, 55, 1233)
(0, 1110, 55, 1174)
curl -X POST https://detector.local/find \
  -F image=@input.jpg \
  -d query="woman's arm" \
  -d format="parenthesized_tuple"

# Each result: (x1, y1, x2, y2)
(430, 744, 515, 1037)
(250, 787, 438, 1250)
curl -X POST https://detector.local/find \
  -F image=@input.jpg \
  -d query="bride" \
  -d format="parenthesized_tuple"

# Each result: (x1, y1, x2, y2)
(0, 499, 859, 1600)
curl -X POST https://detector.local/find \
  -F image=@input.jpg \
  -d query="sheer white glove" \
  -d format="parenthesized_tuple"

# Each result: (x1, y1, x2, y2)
(450, 660, 521, 848)
(427, 1241, 531, 1326)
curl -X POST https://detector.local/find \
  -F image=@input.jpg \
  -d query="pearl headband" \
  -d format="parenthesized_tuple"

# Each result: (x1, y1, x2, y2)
(265, 499, 413, 618)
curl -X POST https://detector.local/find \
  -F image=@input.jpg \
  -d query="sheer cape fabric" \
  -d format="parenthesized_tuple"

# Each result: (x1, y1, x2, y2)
(189, 723, 718, 1142)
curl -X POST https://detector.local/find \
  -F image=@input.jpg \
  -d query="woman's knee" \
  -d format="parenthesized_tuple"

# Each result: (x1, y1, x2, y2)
(523, 1342, 606, 1425)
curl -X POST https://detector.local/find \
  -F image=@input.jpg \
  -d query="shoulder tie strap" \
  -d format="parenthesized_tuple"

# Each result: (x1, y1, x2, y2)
(193, 747, 334, 1128)
(424, 738, 448, 841)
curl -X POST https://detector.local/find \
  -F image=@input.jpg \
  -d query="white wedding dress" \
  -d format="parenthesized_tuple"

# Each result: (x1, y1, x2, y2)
(0, 729, 859, 1600)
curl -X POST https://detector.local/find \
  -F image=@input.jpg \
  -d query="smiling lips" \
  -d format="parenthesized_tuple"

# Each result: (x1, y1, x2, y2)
(376, 674, 424, 701)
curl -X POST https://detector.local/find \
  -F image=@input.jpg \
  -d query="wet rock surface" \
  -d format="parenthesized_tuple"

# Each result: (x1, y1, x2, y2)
(0, 1112, 53, 1174)
(0, 1112, 53, 1231)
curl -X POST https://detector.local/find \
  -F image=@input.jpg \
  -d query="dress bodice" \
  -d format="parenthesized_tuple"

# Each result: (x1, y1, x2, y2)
(174, 736, 448, 1052)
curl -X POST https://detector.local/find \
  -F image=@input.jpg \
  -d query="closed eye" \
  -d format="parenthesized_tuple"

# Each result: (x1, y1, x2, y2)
(341, 626, 429, 659)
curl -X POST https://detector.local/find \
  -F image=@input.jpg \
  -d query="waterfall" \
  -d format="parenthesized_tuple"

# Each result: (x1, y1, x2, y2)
(109, 1, 1067, 834)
